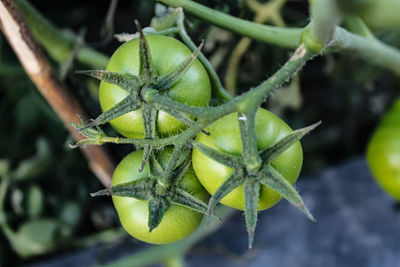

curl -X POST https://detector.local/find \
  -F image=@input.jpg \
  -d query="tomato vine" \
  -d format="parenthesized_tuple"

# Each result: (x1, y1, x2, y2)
(71, 5, 322, 247)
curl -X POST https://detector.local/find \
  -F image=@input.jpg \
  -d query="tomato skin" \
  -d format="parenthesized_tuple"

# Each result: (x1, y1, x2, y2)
(99, 35, 211, 138)
(112, 149, 209, 244)
(192, 108, 303, 211)
(367, 99, 400, 201)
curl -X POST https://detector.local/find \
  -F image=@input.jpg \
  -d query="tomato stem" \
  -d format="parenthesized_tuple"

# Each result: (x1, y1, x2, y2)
(238, 110, 262, 174)
(159, 0, 400, 75)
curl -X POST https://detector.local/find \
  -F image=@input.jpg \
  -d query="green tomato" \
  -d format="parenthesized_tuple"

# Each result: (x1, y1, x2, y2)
(367, 99, 400, 201)
(192, 108, 303, 211)
(99, 35, 211, 138)
(112, 149, 209, 244)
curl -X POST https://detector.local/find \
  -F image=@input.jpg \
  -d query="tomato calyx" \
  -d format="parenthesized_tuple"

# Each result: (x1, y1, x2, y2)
(75, 23, 204, 169)
(193, 121, 320, 248)
(91, 149, 208, 232)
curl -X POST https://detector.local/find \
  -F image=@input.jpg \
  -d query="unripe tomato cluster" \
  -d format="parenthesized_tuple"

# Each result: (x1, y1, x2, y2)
(98, 35, 303, 244)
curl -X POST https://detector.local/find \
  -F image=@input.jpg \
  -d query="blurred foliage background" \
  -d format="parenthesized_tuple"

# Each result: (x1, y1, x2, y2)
(1, 0, 400, 265)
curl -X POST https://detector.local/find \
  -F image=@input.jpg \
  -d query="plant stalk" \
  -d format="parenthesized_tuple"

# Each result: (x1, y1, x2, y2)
(0, 0, 115, 186)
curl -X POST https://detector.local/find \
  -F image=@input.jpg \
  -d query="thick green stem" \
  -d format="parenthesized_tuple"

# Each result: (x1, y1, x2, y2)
(344, 16, 374, 38)
(160, 0, 400, 77)
(333, 28, 400, 75)
(159, 0, 301, 49)
(307, 0, 341, 50)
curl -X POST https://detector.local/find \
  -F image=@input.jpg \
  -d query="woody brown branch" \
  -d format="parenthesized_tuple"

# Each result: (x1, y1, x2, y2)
(0, 0, 114, 187)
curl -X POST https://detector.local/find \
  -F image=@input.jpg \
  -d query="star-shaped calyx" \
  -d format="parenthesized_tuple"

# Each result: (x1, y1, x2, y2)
(75, 21, 203, 171)
(192, 121, 321, 248)
(91, 147, 209, 232)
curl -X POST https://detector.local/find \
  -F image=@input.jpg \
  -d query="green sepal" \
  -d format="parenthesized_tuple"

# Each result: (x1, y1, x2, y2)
(139, 104, 158, 172)
(69, 137, 103, 148)
(148, 197, 169, 232)
(207, 170, 245, 218)
(147, 146, 190, 178)
(176, 146, 191, 168)
(259, 165, 315, 222)
(155, 41, 203, 91)
(191, 141, 242, 168)
(71, 119, 107, 148)
(158, 145, 184, 188)
(72, 117, 106, 138)
(142, 89, 207, 118)
(243, 177, 260, 249)
(90, 178, 152, 200)
(150, 153, 164, 176)
(75, 70, 141, 94)
(142, 104, 157, 139)
(135, 21, 157, 84)
(171, 157, 191, 184)
(79, 94, 142, 130)
(169, 188, 208, 215)
(140, 145, 153, 173)
(260, 121, 321, 164)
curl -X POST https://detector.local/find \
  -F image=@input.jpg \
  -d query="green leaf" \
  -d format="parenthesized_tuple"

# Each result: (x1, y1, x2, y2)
(25, 185, 43, 218)
(207, 170, 245, 218)
(79, 94, 142, 130)
(169, 188, 208, 214)
(90, 178, 152, 200)
(0, 159, 10, 178)
(136, 21, 157, 83)
(75, 70, 141, 93)
(11, 219, 59, 258)
(155, 41, 203, 91)
(148, 197, 169, 232)
(192, 141, 241, 168)
(259, 165, 315, 221)
(243, 178, 260, 249)
(260, 121, 321, 164)
(10, 138, 52, 181)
